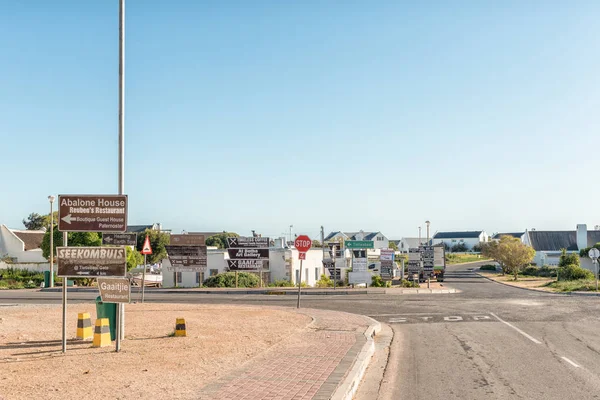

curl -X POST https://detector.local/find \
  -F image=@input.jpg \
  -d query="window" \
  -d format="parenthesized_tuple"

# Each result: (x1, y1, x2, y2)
(305, 269, 308, 283)
(315, 268, 319, 281)
(295, 269, 299, 283)
(176, 272, 182, 283)
(209, 269, 218, 277)
(377, 236, 383, 241)
(195, 272, 201, 284)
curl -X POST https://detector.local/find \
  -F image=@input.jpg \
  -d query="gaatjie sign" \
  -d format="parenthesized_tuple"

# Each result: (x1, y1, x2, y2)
(97, 277, 131, 303)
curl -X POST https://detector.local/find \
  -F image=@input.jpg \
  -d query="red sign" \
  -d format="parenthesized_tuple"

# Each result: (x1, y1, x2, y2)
(299, 253, 306, 260)
(141, 235, 152, 255)
(294, 235, 312, 253)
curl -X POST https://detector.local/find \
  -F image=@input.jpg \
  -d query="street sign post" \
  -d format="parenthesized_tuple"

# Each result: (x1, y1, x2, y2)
(140, 235, 153, 302)
(226, 237, 269, 248)
(380, 249, 395, 280)
(98, 277, 131, 303)
(294, 235, 312, 308)
(227, 259, 265, 270)
(165, 245, 207, 270)
(57, 247, 127, 277)
(227, 248, 270, 260)
(58, 195, 128, 232)
(590, 248, 600, 291)
(345, 240, 374, 249)
(170, 234, 205, 246)
(102, 232, 137, 246)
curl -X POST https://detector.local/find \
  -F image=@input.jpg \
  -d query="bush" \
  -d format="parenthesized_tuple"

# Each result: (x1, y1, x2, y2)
(203, 272, 259, 288)
(315, 274, 334, 288)
(0, 268, 45, 287)
(479, 264, 497, 271)
(268, 279, 294, 287)
(545, 279, 597, 292)
(400, 279, 420, 288)
(558, 264, 594, 281)
(451, 243, 468, 253)
(559, 250, 580, 268)
(472, 244, 482, 253)
(371, 275, 385, 287)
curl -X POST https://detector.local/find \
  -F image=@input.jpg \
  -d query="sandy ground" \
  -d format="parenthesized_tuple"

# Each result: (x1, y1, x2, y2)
(0, 303, 311, 400)
(478, 271, 555, 291)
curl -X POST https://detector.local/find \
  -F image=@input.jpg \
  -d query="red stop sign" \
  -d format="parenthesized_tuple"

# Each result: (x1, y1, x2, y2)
(294, 235, 312, 253)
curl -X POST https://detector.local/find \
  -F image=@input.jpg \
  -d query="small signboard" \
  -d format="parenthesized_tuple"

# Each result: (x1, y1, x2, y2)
(434, 246, 445, 269)
(420, 246, 435, 274)
(345, 240, 374, 249)
(226, 237, 270, 248)
(169, 234, 206, 246)
(102, 233, 137, 246)
(227, 259, 265, 270)
(323, 259, 341, 280)
(227, 248, 270, 260)
(58, 195, 128, 232)
(97, 277, 131, 303)
(165, 245, 207, 269)
(327, 242, 343, 258)
(380, 249, 395, 280)
(57, 246, 127, 277)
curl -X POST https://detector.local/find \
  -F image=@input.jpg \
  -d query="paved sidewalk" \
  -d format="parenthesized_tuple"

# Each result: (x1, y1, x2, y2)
(198, 308, 379, 400)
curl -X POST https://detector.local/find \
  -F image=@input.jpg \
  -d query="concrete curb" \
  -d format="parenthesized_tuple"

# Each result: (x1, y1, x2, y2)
(476, 272, 600, 297)
(331, 316, 381, 400)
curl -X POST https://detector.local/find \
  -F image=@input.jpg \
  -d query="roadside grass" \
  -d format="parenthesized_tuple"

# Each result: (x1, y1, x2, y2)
(543, 280, 600, 292)
(446, 254, 490, 264)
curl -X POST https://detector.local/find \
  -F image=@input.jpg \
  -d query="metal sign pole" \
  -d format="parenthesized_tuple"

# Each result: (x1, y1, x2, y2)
(141, 254, 147, 303)
(297, 259, 303, 308)
(62, 232, 68, 353)
(333, 245, 337, 290)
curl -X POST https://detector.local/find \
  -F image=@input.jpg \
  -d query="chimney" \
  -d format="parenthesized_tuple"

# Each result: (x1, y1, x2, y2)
(576, 224, 587, 250)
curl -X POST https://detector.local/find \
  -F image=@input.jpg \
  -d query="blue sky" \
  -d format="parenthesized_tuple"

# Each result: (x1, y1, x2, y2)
(1, 1, 599, 240)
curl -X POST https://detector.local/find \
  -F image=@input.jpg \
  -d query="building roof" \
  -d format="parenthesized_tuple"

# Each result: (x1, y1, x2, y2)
(401, 237, 431, 248)
(492, 232, 525, 240)
(433, 231, 483, 239)
(12, 230, 45, 251)
(527, 230, 600, 251)
(324, 231, 383, 241)
(127, 225, 154, 233)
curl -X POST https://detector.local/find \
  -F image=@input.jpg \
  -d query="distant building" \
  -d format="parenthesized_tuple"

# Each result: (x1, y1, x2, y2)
(324, 230, 389, 250)
(0, 224, 47, 263)
(398, 237, 431, 253)
(491, 232, 526, 241)
(432, 231, 489, 251)
(523, 224, 600, 268)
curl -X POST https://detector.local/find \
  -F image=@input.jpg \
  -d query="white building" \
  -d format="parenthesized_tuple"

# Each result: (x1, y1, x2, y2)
(398, 237, 431, 253)
(324, 230, 389, 250)
(0, 224, 47, 264)
(523, 224, 600, 268)
(432, 231, 489, 251)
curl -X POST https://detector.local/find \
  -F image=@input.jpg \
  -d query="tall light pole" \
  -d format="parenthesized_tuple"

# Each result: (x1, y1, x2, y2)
(117, 0, 126, 348)
(425, 220, 431, 244)
(418, 226, 422, 245)
(48, 195, 55, 287)
(289, 225, 293, 245)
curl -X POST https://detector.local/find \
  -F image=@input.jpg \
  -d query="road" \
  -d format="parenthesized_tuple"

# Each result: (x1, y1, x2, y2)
(3, 262, 600, 399)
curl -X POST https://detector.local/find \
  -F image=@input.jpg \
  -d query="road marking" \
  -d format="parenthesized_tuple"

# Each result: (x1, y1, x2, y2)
(561, 357, 580, 368)
(444, 316, 463, 321)
(490, 312, 541, 344)
(369, 313, 444, 317)
(389, 317, 408, 323)
(473, 315, 491, 321)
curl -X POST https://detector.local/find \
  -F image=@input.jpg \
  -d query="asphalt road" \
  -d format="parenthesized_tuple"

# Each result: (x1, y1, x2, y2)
(3, 262, 600, 399)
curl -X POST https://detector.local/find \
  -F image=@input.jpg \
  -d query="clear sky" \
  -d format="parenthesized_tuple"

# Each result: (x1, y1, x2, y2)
(1, 1, 599, 240)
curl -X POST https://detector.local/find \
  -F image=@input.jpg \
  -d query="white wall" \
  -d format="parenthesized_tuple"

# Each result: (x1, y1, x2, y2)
(162, 250, 228, 288)
(432, 237, 481, 251)
(289, 248, 324, 287)
(0, 261, 50, 272)
(0, 225, 47, 263)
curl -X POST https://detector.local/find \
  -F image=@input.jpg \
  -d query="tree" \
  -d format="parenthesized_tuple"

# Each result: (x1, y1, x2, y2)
(559, 248, 580, 268)
(311, 240, 322, 248)
(481, 240, 503, 271)
(451, 243, 468, 252)
(23, 213, 45, 230)
(41, 231, 102, 259)
(205, 232, 239, 249)
(472, 244, 482, 253)
(496, 236, 535, 280)
(388, 241, 399, 251)
(136, 229, 171, 264)
(126, 247, 144, 271)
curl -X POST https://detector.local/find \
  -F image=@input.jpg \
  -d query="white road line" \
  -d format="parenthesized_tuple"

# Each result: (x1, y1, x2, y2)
(561, 357, 580, 368)
(369, 313, 444, 317)
(490, 312, 542, 344)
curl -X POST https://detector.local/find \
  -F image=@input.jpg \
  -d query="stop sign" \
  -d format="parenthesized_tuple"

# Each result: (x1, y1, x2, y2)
(294, 235, 312, 253)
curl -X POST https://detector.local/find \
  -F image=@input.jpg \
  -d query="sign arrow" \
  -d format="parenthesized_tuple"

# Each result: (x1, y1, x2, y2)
(61, 214, 72, 225)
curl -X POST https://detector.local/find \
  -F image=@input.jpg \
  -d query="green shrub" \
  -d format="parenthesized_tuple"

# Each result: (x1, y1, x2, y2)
(203, 272, 259, 288)
(268, 279, 294, 287)
(399, 279, 419, 288)
(315, 274, 334, 288)
(479, 264, 497, 271)
(559, 250, 580, 268)
(545, 280, 597, 292)
(558, 264, 594, 281)
(536, 266, 558, 278)
(371, 275, 385, 287)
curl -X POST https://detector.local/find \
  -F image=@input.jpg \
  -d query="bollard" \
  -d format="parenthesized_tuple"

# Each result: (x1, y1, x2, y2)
(93, 318, 112, 347)
(76, 313, 93, 340)
(175, 318, 187, 337)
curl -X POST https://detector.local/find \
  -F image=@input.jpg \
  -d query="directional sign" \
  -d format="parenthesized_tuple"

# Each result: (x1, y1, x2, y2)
(345, 240, 374, 249)
(57, 246, 127, 277)
(102, 233, 137, 246)
(322, 260, 341, 280)
(169, 234, 206, 246)
(165, 245, 207, 269)
(58, 195, 128, 232)
(227, 248, 269, 260)
(227, 259, 265, 270)
(226, 237, 270, 248)
(97, 277, 131, 303)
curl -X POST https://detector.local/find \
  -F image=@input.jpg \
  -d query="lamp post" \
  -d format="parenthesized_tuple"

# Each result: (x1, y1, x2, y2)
(48, 195, 55, 288)
(289, 225, 293, 245)
(425, 220, 431, 244)
(418, 226, 422, 245)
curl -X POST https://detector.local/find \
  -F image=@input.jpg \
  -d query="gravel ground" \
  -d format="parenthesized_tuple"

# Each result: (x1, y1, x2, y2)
(0, 303, 311, 400)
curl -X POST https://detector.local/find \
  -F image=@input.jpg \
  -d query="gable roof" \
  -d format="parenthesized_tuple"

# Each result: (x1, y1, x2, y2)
(433, 231, 483, 239)
(324, 231, 385, 242)
(401, 237, 431, 248)
(127, 225, 154, 233)
(492, 232, 525, 240)
(527, 230, 600, 251)
(12, 230, 45, 251)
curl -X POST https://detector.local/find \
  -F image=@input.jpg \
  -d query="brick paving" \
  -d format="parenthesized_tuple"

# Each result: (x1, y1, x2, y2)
(199, 308, 373, 400)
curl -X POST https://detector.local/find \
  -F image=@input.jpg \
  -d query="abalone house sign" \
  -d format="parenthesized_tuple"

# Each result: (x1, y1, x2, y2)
(58, 195, 128, 232)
